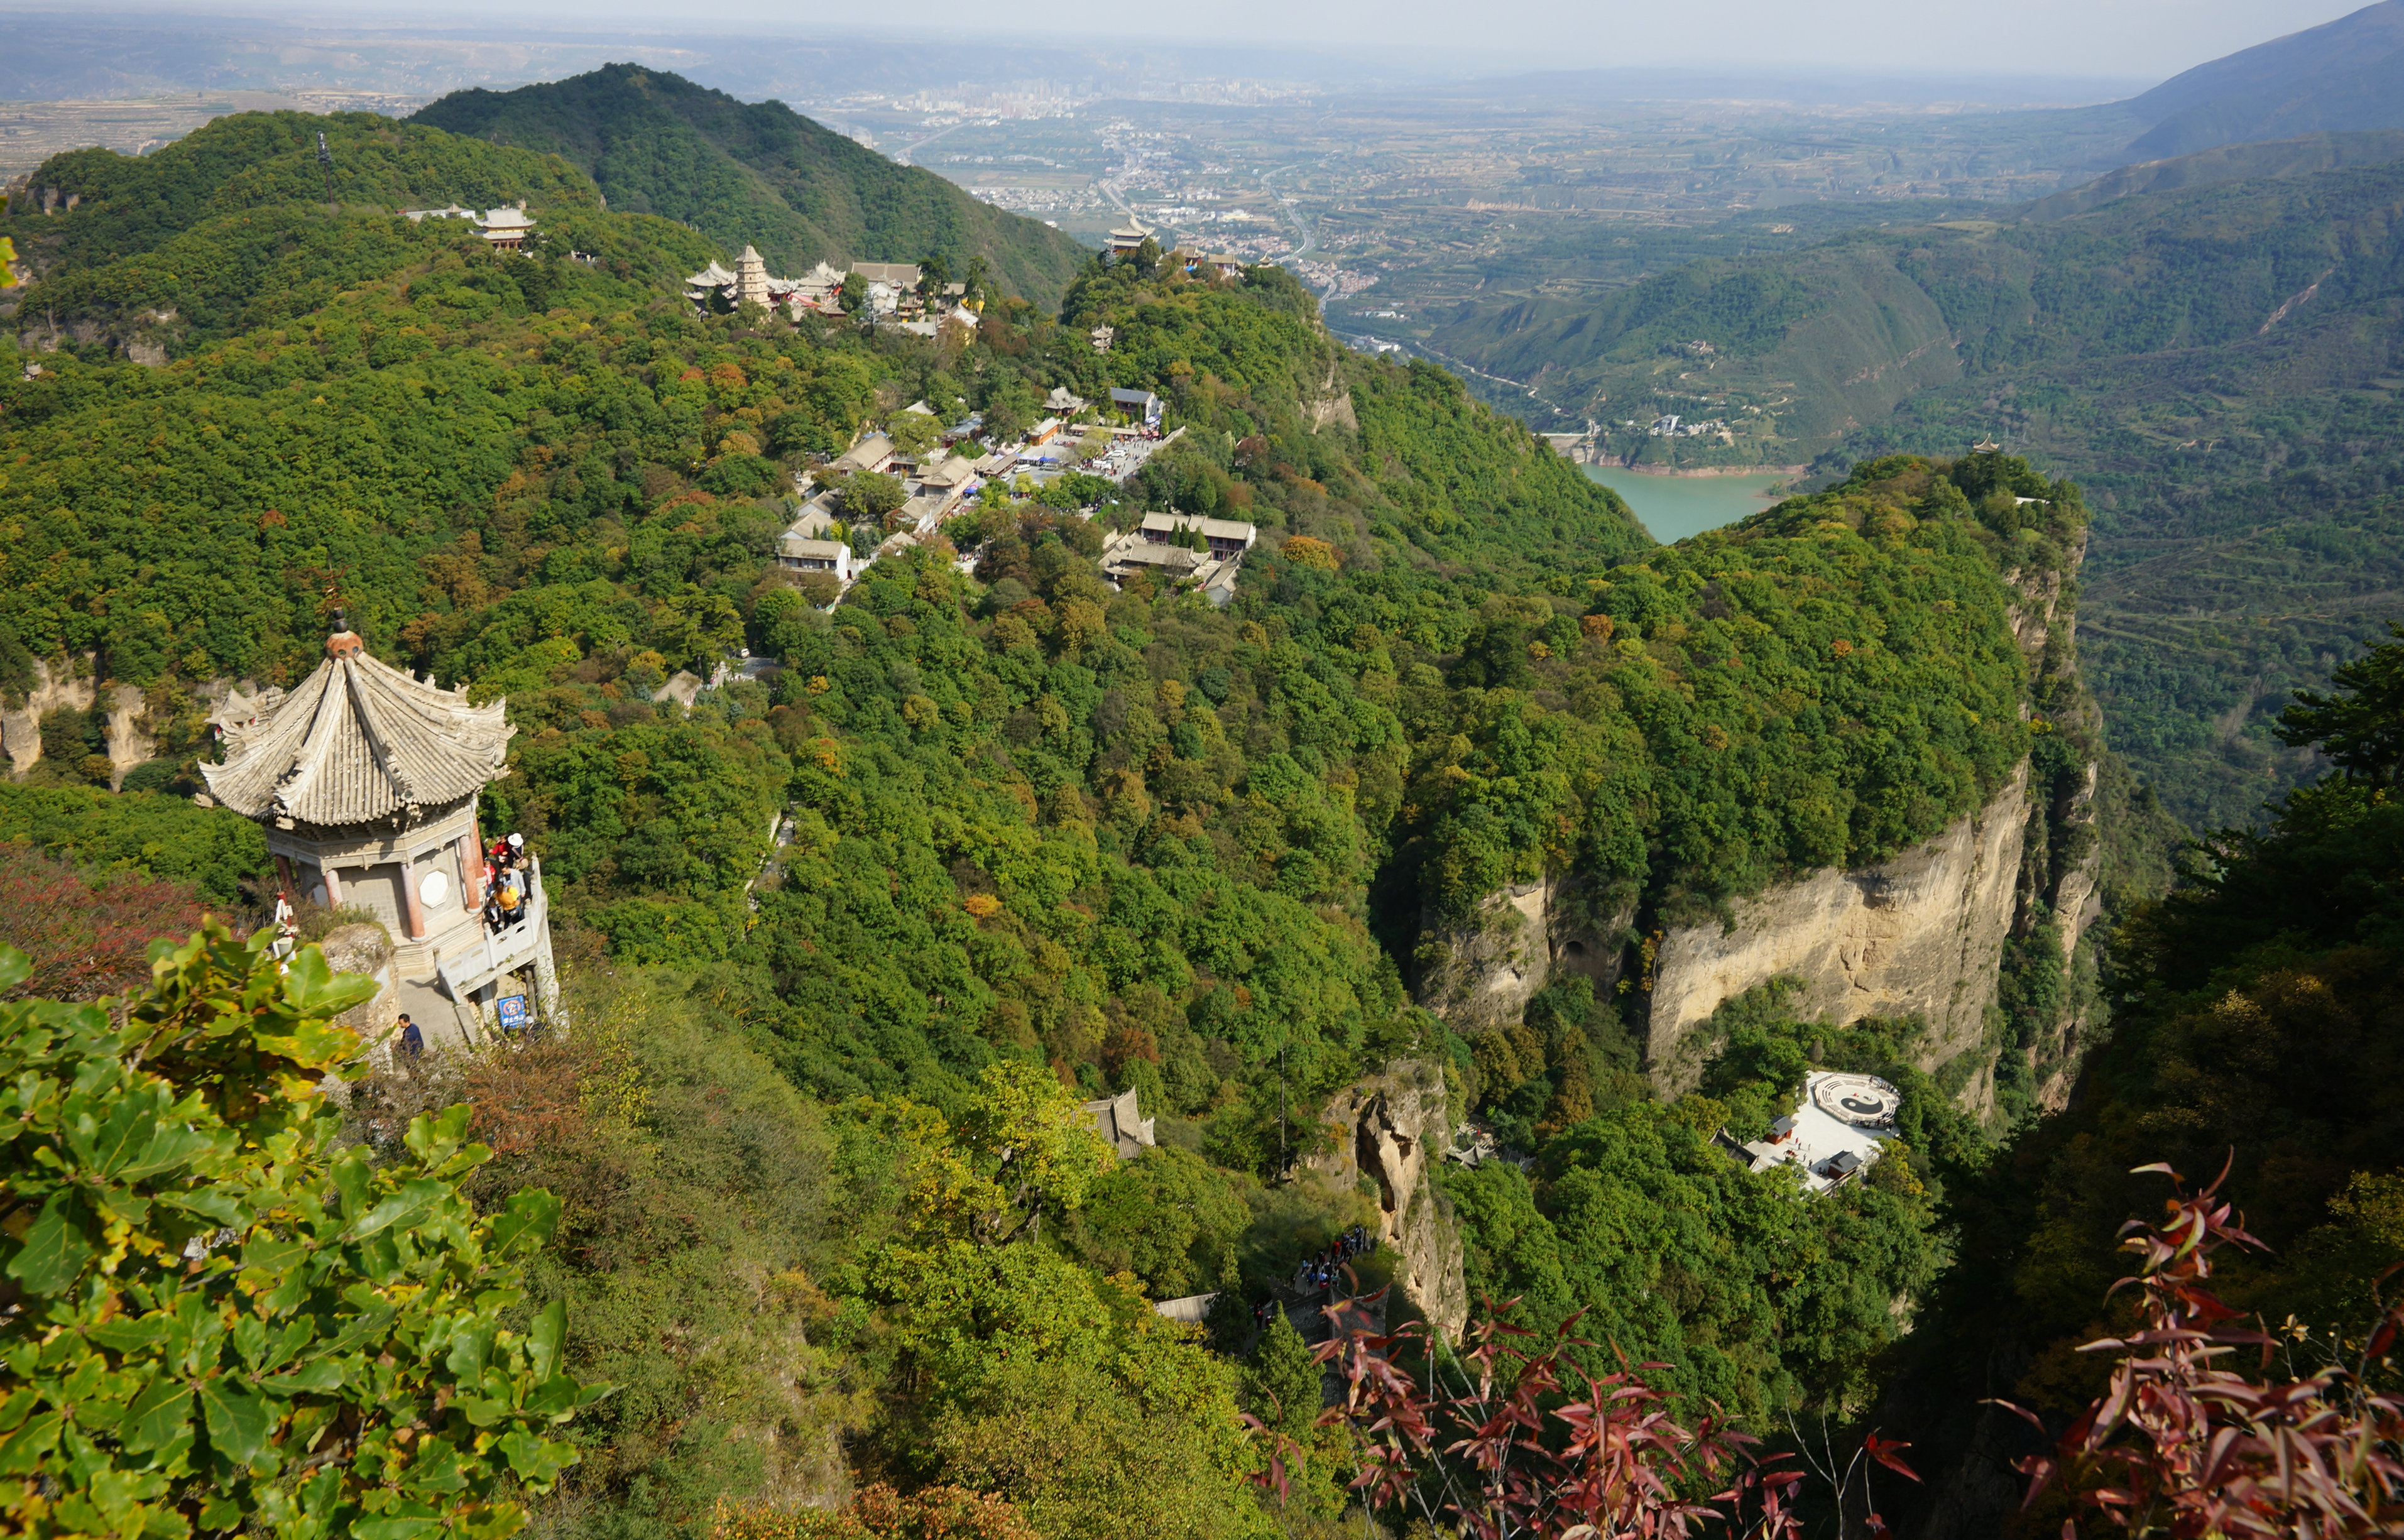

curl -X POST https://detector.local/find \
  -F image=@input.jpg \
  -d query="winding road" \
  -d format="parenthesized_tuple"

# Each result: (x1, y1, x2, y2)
(1262, 161, 1322, 270)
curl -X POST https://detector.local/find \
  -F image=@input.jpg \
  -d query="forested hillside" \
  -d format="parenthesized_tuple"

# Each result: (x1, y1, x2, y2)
(0, 111, 648, 359)
(413, 65, 1093, 306)
(1431, 155, 2404, 831)
(2020, 127, 2404, 220)
(0, 100, 2183, 1540)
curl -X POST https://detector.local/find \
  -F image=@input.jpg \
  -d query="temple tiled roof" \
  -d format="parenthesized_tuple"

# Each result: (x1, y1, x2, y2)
(202, 635, 512, 826)
(1140, 511, 1257, 543)
(1079, 1088, 1156, 1159)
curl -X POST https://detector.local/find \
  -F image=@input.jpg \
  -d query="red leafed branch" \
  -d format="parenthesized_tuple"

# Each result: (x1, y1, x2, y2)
(1999, 1155, 2404, 1537)
(1259, 1290, 1808, 1539)
(0, 843, 206, 1001)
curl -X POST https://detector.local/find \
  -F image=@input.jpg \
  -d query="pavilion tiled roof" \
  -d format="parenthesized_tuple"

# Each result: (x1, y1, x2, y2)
(202, 636, 513, 826)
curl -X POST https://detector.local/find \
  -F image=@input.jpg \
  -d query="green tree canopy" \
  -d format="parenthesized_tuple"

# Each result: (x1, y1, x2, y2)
(0, 926, 606, 1539)
(841, 470, 909, 524)
(2276, 619, 2404, 785)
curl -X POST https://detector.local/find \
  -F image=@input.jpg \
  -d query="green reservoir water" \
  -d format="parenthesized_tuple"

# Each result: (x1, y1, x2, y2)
(1580, 466, 1795, 544)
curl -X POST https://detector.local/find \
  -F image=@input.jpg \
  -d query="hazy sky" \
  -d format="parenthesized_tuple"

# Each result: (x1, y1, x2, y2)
(207, 0, 2371, 82)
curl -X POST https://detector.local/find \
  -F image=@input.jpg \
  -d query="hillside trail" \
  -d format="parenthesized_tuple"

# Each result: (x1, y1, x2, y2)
(1262, 1266, 1389, 1407)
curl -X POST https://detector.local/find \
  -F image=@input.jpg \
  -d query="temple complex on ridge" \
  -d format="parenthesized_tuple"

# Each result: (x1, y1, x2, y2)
(201, 624, 557, 1049)
(683, 246, 850, 314)
(682, 248, 977, 327)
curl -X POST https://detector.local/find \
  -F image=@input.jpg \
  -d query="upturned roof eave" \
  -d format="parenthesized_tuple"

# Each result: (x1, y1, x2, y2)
(204, 649, 515, 829)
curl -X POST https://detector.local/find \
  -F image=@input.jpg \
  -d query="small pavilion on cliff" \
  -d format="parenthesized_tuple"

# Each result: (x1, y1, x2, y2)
(201, 624, 557, 1048)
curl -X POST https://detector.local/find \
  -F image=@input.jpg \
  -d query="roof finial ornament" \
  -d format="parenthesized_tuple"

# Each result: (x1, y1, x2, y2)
(205, 623, 515, 826)
(325, 603, 364, 660)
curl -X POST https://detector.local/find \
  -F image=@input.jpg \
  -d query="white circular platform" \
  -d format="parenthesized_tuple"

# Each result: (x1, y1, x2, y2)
(1810, 1073, 1900, 1128)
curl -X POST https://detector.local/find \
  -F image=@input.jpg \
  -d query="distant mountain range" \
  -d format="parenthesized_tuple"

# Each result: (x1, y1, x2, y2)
(412, 65, 1091, 304)
(1401, 3, 2404, 831)
(2104, 0, 2404, 161)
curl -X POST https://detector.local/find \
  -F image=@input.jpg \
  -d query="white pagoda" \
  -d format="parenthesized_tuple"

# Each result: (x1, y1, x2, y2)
(202, 624, 557, 1047)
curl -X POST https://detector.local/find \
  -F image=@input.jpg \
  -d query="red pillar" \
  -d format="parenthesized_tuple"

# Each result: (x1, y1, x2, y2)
(320, 864, 343, 905)
(457, 834, 484, 908)
(399, 860, 427, 940)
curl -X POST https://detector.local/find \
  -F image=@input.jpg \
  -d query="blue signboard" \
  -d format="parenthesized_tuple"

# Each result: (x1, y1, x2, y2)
(496, 994, 529, 1032)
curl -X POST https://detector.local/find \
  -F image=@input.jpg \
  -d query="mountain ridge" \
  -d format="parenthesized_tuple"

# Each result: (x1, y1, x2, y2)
(411, 63, 1091, 304)
(2027, 127, 2404, 219)
(2112, 0, 2404, 160)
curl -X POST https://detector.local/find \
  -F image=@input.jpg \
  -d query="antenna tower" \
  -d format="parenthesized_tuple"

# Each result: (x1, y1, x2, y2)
(315, 132, 336, 214)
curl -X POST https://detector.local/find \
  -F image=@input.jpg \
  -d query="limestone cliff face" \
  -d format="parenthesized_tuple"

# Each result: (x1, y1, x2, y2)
(2021, 750, 2106, 1113)
(1305, 361, 1360, 432)
(1, 658, 97, 777)
(101, 684, 158, 777)
(2043, 761, 2103, 964)
(1642, 761, 2030, 1098)
(1418, 874, 1634, 1033)
(1419, 523, 2107, 1118)
(2003, 529, 2085, 660)
(1311, 1059, 1469, 1342)
(3, 654, 250, 787)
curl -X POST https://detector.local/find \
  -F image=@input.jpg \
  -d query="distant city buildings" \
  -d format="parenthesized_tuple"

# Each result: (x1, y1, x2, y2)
(804, 74, 1311, 123)
(1294, 259, 1378, 298)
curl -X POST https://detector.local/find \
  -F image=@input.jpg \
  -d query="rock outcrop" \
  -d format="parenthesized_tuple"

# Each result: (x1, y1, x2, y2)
(1304, 361, 1359, 432)
(1641, 762, 2030, 1098)
(2003, 530, 2085, 660)
(1311, 1059, 1469, 1342)
(3, 654, 258, 787)
(319, 922, 401, 1065)
(1418, 517, 2108, 1123)
(101, 684, 156, 778)
(1419, 874, 1634, 1033)
(0, 657, 97, 777)
(2040, 760, 2103, 965)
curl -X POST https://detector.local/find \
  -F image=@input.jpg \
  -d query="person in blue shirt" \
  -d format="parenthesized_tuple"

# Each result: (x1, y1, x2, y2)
(398, 1014, 423, 1058)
